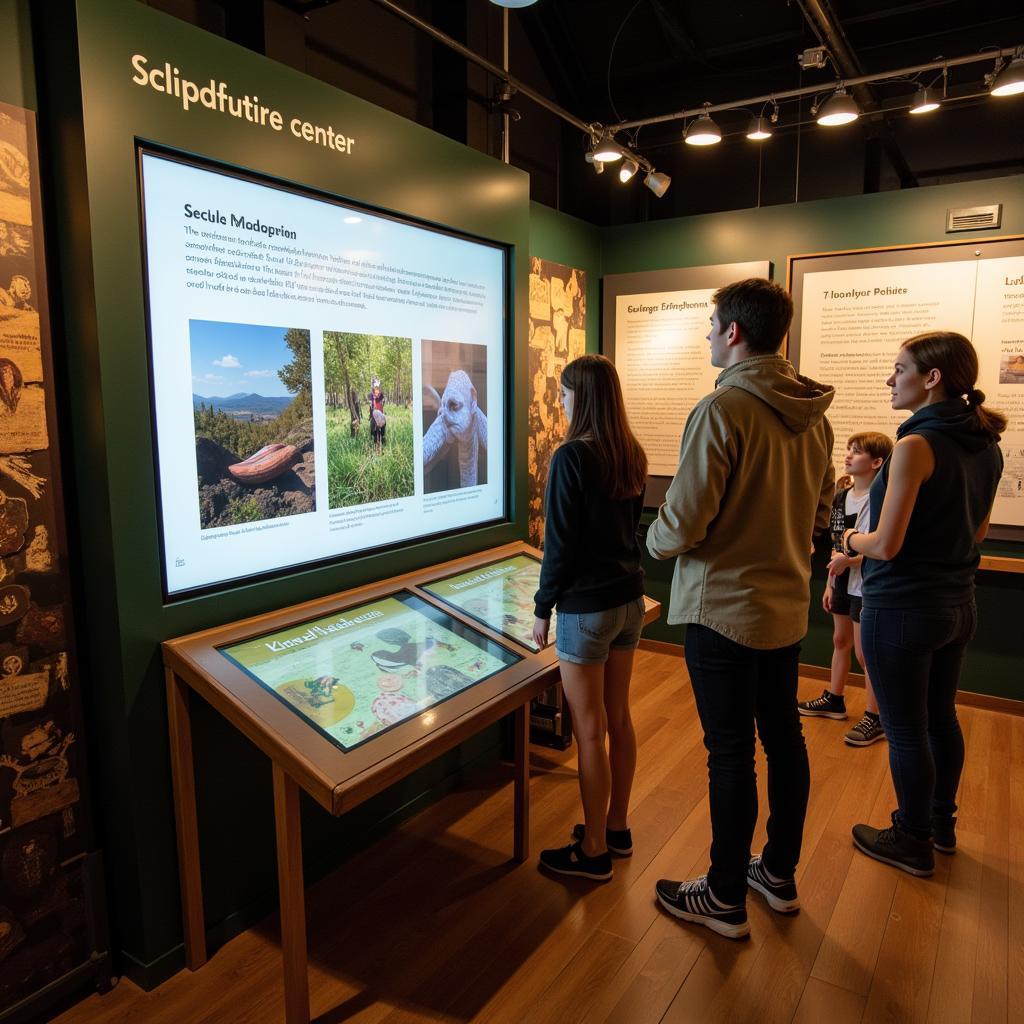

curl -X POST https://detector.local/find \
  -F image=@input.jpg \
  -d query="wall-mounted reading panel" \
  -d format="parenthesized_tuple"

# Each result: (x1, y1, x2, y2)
(139, 149, 509, 597)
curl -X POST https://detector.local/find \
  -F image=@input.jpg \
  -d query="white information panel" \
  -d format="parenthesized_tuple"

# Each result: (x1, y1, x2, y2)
(140, 151, 508, 595)
(791, 242, 1024, 530)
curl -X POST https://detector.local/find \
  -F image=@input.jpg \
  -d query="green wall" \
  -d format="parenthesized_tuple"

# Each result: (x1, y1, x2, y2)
(34, 0, 531, 987)
(0, 0, 34, 110)
(601, 175, 1024, 700)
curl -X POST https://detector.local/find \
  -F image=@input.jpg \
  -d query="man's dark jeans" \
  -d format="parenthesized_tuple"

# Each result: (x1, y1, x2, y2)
(860, 603, 976, 839)
(684, 624, 810, 905)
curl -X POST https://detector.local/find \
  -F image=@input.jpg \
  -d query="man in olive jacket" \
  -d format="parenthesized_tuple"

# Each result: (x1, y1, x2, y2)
(648, 278, 835, 939)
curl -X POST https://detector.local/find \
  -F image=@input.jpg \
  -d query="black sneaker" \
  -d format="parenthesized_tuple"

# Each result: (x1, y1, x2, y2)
(932, 815, 957, 854)
(844, 712, 885, 747)
(571, 824, 632, 856)
(798, 689, 847, 719)
(539, 841, 612, 881)
(852, 821, 934, 876)
(655, 876, 750, 939)
(746, 855, 800, 912)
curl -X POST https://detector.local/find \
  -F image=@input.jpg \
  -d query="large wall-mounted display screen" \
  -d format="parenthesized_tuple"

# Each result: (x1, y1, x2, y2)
(219, 591, 521, 752)
(422, 553, 555, 653)
(139, 150, 508, 596)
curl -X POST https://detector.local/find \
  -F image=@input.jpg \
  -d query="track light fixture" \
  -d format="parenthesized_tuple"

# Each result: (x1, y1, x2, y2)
(684, 107, 721, 146)
(909, 86, 940, 114)
(643, 171, 671, 197)
(990, 49, 1024, 96)
(489, 1, 539, 8)
(591, 134, 624, 162)
(816, 87, 859, 126)
(746, 115, 773, 140)
(619, 158, 639, 183)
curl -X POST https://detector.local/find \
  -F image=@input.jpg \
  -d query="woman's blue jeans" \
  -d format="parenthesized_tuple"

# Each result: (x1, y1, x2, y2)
(860, 603, 976, 839)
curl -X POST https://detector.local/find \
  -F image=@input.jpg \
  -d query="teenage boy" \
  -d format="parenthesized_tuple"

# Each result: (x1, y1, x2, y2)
(647, 278, 835, 939)
(799, 432, 893, 745)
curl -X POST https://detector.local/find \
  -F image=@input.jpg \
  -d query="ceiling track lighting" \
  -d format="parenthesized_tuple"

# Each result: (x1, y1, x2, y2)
(816, 86, 860, 126)
(990, 48, 1024, 97)
(684, 105, 722, 146)
(643, 171, 671, 198)
(909, 85, 940, 114)
(746, 115, 773, 140)
(590, 133, 624, 162)
(489, 0, 539, 8)
(619, 158, 639, 183)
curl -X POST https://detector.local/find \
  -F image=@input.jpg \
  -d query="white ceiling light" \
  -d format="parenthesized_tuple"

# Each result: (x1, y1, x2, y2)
(489, 1, 539, 8)
(684, 110, 721, 146)
(592, 135, 623, 162)
(619, 158, 639, 183)
(746, 115, 773, 140)
(991, 52, 1024, 96)
(817, 87, 859, 126)
(909, 86, 940, 114)
(643, 171, 671, 197)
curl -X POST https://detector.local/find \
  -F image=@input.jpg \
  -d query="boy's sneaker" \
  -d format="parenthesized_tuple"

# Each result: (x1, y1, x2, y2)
(571, 824, 632, 856)
(655, 875, 750, 939)
(798, 689, 847, 719)
(539, 841, 612, 881)
(932, 815, 957, 854)
(845, 712, 885, 746)
(746, 855, 800, 912)
(852, 821, 934, 876)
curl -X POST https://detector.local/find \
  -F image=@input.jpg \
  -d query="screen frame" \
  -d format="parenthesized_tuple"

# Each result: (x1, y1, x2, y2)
(217, 589, 522, 754)
(136, 142, 514, 602)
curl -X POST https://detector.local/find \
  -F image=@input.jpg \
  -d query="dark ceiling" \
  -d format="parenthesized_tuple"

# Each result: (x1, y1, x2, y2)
(148, 0, 1024, 224)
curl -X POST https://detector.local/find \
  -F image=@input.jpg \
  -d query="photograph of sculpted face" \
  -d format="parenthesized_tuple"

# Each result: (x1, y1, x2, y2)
(420, 340, 488, 493)
(190, 320, 315, 529)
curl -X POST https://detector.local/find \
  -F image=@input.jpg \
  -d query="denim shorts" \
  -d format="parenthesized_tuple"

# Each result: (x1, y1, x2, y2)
(556, 597, 645, 665)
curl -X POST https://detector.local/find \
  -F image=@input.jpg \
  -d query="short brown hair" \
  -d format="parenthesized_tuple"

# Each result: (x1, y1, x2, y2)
(847, 431, 893, 462)
(711, 278, 794, 354)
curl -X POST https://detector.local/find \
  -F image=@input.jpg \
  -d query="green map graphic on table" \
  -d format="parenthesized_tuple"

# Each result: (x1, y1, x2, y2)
(423, 554, 555, 652)
(220, 595, 516, 750)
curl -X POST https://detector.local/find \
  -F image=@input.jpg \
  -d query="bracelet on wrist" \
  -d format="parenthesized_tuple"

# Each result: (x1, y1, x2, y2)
(843, 531, 860, 557)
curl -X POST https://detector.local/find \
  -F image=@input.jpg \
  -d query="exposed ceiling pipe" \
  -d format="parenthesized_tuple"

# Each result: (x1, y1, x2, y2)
(794, 0, 875, 113)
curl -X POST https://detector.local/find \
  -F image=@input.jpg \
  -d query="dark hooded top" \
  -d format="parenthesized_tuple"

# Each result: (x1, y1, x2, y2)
(862, 399, 1003, 608)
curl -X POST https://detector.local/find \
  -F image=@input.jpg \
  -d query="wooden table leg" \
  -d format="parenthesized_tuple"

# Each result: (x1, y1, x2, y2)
(513, 702, 530, 863)
(273, 763, 310, 1024)
(165, 668, 207, 970)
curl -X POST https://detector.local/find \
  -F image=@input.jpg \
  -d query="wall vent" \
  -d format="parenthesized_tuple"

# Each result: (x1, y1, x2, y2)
(946, 204, 1002, 232)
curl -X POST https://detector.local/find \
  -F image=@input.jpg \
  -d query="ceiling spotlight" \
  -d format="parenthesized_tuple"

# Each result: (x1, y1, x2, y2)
(489, 1, 539, 8)
(684, 109, 721, 146)
(817, 87, 859, 126)
(592, 134, 623, 162)
(746, 115, 773, 140)
(991, 51, 1024, 97)
(643, 170, 671, 197)
(619, 159, 639, 183)
(909, 86, 940, 114)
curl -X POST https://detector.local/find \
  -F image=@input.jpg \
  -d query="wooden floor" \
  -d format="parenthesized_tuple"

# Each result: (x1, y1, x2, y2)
(57, 649, 1023, 1024)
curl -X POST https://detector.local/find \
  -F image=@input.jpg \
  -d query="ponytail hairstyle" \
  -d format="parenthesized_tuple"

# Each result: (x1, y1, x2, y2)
(901, 331, 1007, 438)
(561, 354, 648, 499)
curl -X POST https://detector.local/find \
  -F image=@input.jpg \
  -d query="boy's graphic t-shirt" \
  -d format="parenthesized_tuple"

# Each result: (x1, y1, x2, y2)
(844, 489, 870, 597)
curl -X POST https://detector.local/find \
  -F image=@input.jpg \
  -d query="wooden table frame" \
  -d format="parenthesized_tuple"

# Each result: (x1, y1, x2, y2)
(163, 542, 658, 1023)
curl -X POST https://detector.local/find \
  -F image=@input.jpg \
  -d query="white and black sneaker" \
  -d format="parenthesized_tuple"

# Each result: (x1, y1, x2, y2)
(797, 688, 847, 719)
(746, 855, 800, 912)
(539, 841, 612, 881)
(655, 875, 749, 939)
(844, 712, 885, 746)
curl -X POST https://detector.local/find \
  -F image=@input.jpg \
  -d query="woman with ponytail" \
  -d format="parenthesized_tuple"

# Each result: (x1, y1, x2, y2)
(533, 354, 648, 882)
(841, 331, 1005, 876)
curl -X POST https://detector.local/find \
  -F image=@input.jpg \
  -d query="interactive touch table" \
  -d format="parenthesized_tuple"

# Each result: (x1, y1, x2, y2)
(163, 542, 659, 1023)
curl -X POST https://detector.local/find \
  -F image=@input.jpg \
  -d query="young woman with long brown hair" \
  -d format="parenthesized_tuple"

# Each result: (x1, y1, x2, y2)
(533, 354, 648, 881)
(842, 331, 1005, 876)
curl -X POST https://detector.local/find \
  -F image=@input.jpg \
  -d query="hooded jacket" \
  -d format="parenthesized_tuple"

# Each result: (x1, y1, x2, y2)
(647, 354, 835, 649)
(862, 398, 1003, 608)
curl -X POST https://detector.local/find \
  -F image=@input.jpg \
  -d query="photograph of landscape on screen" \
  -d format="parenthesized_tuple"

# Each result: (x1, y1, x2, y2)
(422, 554, 554, 653)
(219, 592, 520, 751)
